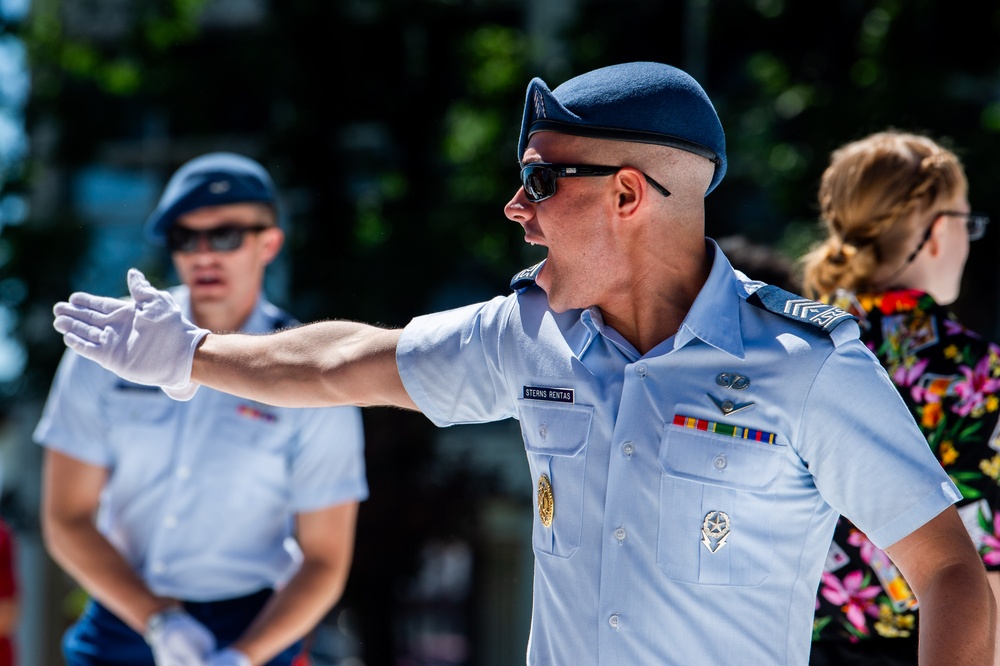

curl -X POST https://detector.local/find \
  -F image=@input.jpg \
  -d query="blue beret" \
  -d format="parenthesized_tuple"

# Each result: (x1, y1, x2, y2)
(144, 152, 278, 243)
(517, 62, 727, 195)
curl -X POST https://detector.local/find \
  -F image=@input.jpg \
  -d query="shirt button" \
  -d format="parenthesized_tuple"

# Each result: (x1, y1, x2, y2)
(621, 441, 635, 458)
(151, 561, 166, 574)
(176, 466, 191, 480)
(614, 527, 626, 542)
(163, 515, 178, 529)
(608, 614, 620, 630)
(635, 364, 647, 378)
(714, 454, 728, 470)
(539, 423, 548, 439)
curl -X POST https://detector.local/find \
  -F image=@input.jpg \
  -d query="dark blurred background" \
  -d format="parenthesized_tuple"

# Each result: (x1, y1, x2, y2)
(0, 1, 999, 664)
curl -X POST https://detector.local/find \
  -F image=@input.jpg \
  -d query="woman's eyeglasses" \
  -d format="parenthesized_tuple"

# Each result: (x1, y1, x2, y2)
(904, 211, 990, 264)
(167, 224, 272, 253)
(947, 211, 991, 241)
(519, 163, 671, 203)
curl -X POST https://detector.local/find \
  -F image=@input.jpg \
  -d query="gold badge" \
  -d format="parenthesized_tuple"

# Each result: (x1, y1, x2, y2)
(538, 474, 554, 527)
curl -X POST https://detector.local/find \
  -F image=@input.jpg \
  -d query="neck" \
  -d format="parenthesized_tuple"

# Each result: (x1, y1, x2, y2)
(872, 259, 957, 306)
(190, 300, 256, 334)
(600, 236, 711, 355)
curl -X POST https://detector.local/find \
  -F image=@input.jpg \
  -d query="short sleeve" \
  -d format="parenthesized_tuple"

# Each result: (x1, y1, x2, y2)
(397, 296, 518, 427)
(32, 349, 114, 466)
(800, 340, 960, 549)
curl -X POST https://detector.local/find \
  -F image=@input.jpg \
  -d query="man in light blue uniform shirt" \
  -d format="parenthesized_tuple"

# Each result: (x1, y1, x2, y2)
(35, 153, 368, 666)
(49, 65, 995, 664)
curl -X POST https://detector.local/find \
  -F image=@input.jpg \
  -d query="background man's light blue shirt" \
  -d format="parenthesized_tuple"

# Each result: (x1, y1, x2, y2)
(34, 288, 369, 601)
(397, 240, 958, 665)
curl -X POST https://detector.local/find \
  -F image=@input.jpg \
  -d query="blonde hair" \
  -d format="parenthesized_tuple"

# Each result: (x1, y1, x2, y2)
(801, 130, 967, 298)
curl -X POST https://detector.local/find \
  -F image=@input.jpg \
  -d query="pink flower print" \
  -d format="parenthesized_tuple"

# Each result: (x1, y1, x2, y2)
(912, 376, 948, 407)
(820, 570, 881, 634)
(953, 355, 1000, 417)
(891, 358, 927, 391)
(847, 529, 877, 565)
(983, 514, 1000, 566)
(984, 537, 1000, 566)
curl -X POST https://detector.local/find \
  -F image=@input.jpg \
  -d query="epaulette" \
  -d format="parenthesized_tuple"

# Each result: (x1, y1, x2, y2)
(510, 261, 546, 291)
(747, 284, 856, 333)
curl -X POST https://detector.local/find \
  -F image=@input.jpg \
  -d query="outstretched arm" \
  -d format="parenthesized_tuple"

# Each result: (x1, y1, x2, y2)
(53, 268, 417, 410)
(192, 321, 414, 409)
(885, 506, 997, 665)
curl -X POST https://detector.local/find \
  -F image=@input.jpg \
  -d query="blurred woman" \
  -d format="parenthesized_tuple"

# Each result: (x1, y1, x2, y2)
(802, 129, 1000, 665)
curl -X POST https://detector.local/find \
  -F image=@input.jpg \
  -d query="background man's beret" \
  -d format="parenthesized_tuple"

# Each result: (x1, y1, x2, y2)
(145, 152, 278, 243)
(517, 62, 727, 195)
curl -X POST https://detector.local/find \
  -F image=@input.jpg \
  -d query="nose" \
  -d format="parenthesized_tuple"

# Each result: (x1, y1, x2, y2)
(504, 188, 534, 226)
(196, 235, 214, 253)
(187, 234, 220, 258)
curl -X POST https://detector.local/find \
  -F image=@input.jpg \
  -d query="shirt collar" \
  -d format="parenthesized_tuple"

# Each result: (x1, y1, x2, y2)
(673, 238, 746, 359)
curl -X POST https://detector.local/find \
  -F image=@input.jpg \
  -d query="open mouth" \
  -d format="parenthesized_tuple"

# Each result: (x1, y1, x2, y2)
(194, 275, 223, 286)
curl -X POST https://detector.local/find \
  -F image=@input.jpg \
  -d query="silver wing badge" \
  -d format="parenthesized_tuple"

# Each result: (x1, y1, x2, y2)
(708, 393, 754, 416)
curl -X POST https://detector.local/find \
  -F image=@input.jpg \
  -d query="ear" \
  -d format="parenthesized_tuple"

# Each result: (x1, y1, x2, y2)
(613, 167, 645, 218)
(259, 227, 285, 265)
(925, 216, 946, 258)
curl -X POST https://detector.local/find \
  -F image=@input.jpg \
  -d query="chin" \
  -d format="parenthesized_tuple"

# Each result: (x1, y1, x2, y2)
(188, 286, 229, 303)
(931, 284, 960, 306)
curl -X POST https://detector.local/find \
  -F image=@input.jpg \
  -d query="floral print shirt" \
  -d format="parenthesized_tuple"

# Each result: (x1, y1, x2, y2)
(812, 289, 1000, 648)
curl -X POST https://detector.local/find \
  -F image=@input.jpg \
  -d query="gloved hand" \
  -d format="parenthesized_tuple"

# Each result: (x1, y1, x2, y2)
(52, 268, 209, 400)
(144, 607, 216, 666)
(206, 647, 252, 666)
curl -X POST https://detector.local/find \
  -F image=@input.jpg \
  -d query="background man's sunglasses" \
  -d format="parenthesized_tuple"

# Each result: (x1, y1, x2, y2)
(167, 224, 272, 253)
(519, 163, 671, 203)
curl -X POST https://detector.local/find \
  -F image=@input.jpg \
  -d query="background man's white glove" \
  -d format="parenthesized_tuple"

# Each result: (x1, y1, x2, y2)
(144, 608, 216, 666)
(52, 268, 209, 400)
(205, 647, 252, 666)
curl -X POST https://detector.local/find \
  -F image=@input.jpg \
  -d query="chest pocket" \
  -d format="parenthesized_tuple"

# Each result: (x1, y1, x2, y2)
(519, 400, 593, 559)
(105, 386, 174, 442)
(193, 400, 293, 510)
(657, 424, 783, 586)
(101, 387, 177, 477)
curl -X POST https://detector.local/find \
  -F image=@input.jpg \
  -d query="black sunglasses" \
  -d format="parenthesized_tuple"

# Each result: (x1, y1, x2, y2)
(904, 210, 990, 263)
(167, 223, 273, 253)
(519, 163, 671, 203)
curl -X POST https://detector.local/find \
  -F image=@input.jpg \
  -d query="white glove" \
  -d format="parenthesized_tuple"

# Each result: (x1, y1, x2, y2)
(144, 608, 216, 666)
(206, 647, 252, 666)
(52, 268, 209, 400)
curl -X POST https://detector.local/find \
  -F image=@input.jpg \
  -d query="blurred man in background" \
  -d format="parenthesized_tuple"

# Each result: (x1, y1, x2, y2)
(35, 153, 368, 666)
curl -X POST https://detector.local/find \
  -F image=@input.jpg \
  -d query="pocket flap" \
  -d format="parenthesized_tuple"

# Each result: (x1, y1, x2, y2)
(519, 401, 593, 457)
(659, 424, 782, 491)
